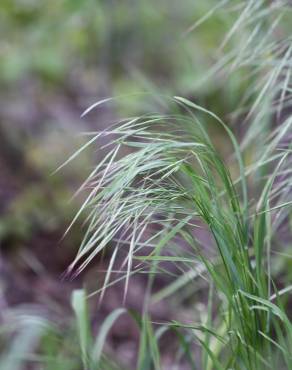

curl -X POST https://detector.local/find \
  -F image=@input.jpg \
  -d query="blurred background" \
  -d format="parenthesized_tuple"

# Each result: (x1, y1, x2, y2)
(0, 1, 291, 369)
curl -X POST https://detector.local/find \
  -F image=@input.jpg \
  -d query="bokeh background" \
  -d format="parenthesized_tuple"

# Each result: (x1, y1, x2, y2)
(0, 1, 291, 369)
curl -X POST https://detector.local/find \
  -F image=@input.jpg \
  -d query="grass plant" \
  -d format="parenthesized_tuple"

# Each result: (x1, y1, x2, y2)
(62, 2, 292, 368)
(65, 93, 291, 369)
(0, 1, 291, 370)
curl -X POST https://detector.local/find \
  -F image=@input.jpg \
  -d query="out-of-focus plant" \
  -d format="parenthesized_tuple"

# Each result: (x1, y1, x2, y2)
(0, 290, 128, 370)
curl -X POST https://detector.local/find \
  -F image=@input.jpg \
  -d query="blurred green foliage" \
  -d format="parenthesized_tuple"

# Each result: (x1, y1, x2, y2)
(0, 0, 230, 93)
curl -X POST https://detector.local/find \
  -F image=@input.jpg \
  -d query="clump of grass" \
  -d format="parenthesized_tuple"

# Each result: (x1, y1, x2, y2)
(61, 3, 292, 369)
(65, 91, 291, 369)
(1, 1, 291, 370)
